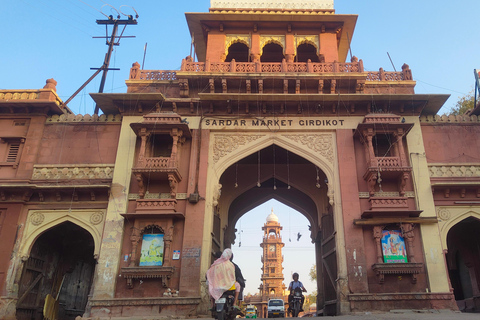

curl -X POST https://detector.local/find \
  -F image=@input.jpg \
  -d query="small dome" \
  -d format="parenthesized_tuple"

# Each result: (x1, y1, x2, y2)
(266, 208, 278, 222)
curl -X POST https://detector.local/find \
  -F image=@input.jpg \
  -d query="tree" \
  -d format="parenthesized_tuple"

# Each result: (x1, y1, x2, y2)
(447, 90, 475, 116)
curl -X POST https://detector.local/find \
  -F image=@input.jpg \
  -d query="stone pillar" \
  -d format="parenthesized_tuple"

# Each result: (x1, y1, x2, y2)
(88, 117, 141, 302)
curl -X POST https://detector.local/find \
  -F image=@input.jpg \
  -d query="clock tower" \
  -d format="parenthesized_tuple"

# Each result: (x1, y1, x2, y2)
(260, 208, 286, 297)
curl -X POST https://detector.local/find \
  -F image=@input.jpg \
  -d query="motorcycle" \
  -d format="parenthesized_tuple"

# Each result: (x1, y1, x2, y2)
(290, 287, 303, 317)
(212, 289, 237, 320)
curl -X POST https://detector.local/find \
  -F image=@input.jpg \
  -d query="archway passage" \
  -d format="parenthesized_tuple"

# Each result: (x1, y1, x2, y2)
(446, 217, 480, 312)
(215, 144, 337, 315)
(16, 222, 95, 320)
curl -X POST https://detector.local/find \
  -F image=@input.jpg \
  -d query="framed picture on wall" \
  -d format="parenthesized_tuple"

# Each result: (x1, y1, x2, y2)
(381, 230, 407, 263)
(140, 233, 164, 266)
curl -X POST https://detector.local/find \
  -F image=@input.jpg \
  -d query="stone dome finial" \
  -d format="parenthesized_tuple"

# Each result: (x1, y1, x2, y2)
(266, 208, 279, 222)
(43, 78, 57, 92)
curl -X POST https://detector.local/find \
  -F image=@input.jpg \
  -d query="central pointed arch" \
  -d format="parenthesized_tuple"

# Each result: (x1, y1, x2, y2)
(203, 130, 348, 316)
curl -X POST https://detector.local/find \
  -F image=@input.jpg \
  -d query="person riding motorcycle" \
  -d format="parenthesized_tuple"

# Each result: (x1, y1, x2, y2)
(206, 248, 241, 306)
(230, 252, 245, 305)
(287, 272, 307, 314)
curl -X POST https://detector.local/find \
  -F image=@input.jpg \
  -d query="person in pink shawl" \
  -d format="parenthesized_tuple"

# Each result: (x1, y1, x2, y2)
(206, 248, 240, 305)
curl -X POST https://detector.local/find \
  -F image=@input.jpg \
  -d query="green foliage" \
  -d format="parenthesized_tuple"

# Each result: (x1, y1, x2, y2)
(447, 90, 475, 116)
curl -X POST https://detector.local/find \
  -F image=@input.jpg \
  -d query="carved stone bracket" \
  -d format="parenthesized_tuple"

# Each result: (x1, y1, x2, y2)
(372, 263, 423, 284)
(121, 266, 175, 289)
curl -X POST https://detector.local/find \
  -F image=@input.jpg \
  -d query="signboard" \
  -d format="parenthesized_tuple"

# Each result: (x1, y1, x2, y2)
(381, 230, 407, 263)
(173, 250, 180, 260)
(140, 234, 164, 266)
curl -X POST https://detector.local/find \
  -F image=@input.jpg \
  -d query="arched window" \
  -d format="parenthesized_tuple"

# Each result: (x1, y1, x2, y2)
(261, 43, 284, 62)
(225, 42, 249, 62)
(296, 43, 319, 62)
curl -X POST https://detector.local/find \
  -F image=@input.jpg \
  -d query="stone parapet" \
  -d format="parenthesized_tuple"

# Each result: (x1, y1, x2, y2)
(46, 114, 122, 123)
(420, 114, 480, 123)
(429, 164, 480, 178)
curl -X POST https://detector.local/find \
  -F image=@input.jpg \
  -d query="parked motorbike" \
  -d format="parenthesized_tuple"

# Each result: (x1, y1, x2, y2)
(291, 287, 303, 317)
(212, 289, 237, 320)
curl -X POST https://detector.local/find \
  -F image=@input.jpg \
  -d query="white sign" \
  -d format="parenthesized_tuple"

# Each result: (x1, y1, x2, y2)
(173, 250, 180, 260)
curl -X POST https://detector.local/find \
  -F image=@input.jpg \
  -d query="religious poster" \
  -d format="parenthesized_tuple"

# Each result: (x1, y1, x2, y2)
(140, 234, 164, 266)
(381, 230, 407, 263)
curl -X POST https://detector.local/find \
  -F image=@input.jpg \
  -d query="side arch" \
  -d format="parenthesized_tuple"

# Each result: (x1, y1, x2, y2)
(20, 209, 105, 259)
(439, 208, 480, 249)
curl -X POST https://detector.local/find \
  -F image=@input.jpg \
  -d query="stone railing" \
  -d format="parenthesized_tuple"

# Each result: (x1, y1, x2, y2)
(428, 164, 480, 178)
(144, 157, 176, 168)
(180, 59, 364, 74)
(129, 60, 413, 83)
(370, 157, 401, 168)
(32, 165, 114, 180)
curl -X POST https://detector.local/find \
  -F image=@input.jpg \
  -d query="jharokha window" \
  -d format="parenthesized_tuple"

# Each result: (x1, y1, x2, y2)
(373, 133, 394, 158)
(150, 134, 172, 158)
(139, 225, 165, 266)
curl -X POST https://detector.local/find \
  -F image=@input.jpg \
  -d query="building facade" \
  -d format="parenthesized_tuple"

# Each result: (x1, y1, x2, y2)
(1, 0, 480, 319)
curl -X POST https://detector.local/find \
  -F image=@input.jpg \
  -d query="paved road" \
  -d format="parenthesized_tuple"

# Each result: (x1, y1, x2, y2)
(78, 310, 480, 320)
(243, 310, 479, 320)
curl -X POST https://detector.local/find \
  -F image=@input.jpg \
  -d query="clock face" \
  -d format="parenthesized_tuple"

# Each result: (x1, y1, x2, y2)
(269, 245, 275, 252)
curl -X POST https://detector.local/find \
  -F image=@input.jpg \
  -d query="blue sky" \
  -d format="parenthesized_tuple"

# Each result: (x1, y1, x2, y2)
(3, 0, 479, 295)
(3, 0, 480, 115)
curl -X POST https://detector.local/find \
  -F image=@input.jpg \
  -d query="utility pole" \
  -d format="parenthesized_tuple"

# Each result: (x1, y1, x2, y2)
(61, 13, 137, 114)
(93, 15, 137, 114)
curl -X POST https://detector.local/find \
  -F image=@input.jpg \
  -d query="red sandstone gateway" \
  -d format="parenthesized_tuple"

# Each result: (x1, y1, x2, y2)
(1, 0, 479, 319)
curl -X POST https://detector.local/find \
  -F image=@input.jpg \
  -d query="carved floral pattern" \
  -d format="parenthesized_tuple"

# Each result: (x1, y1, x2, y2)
(90, 212, 104, 225)
(213, 134, 264, 163)
(260, 36, 285, 53)
(46, 114, 121, 123)
(295, 35, 319, 53)
(282, 134, 334, 163)
(32, 165, 114, 180)
(429, 165, 480, 178)
(437, 208, 451, 221)
(30, 212, 45, 226)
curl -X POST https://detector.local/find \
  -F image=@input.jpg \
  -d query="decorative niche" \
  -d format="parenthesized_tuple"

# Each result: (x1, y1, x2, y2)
(371, 224, 423, 284)
(121, 223, 175, 289)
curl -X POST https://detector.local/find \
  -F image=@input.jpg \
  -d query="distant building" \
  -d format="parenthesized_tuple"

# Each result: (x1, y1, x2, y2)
(1, 1, 480, 319)
(245, 209, 287, 317)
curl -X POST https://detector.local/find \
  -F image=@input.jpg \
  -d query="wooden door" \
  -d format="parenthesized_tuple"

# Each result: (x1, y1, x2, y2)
(16, 248, 47, 320)
(321, 212, 337, 316)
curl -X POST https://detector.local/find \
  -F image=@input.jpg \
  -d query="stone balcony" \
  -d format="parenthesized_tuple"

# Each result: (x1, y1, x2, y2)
(127, 60, 414, 96)
(128, 60, 412, 83)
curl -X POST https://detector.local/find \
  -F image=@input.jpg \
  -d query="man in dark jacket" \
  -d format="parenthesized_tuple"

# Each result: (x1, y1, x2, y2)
(230, 253, 245, 303)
